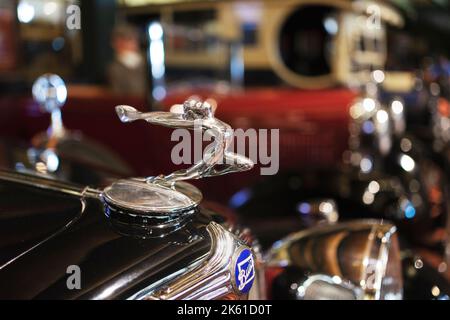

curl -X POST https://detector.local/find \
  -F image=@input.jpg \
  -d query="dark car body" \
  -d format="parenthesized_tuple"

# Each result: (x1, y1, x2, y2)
(0, 169, 262, 300)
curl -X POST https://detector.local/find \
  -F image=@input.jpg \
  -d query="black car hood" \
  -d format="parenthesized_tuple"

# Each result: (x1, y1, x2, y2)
(0, 177, 83, 269)
(0, 171, 212, 299)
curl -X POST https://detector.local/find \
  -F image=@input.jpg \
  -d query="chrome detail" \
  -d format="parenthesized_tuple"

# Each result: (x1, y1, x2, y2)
(348, 93, 393, 162)
(225, 224, 266, 299)
(128, 222, 253, 300)
(266, 220, 403, 300)
(102, 99, 253, 235)
(103, 179, 202, 214)
(297, 199, 339, 225)
(32, 74, 68, 139)
(28, 74, 68, 175)
(115, 99, 253, 183)
(29, 74, 133, 180)
(0, 169, 101, 199)
(296, 274, 363, 300)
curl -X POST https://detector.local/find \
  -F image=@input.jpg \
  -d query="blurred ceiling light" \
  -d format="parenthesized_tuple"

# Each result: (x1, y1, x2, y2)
(404, 201, 416, 219)
(350, 103, 363, 119)
(376, 110, 389, 124)
(372, 70, 385, 83)
(17, 1, 35, 23)
(399, 154, 415, 172)
(362, 98, 376, 112)
(44, 1, 57, 15)
(319, 201, 333, 214)
(148, 21, 166, 102)
(360, 157, 373, 173)
(297, 202, 311, 214)
(400, 138, 412, 153)
(362, 191, 375, 205)
(152, 86, 166, 101)
(438, 262, 447, 273)
(230, 188, 251, 208)
(323, 17, 338, 35)
(362, 120, 375, 134)
(431, 286, 440, 297)
(52, 37, 65, 51)
(368, 181, 380, 194)
(149, 22, 163, 41)
(391, 100, 404, 115)
(233, 2, 262, 23)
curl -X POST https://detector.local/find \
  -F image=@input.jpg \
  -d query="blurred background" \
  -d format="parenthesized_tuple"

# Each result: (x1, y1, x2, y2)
(1, 0, 449, 197)
(1, 0, 450, 299)
(0, 0, 449, 90)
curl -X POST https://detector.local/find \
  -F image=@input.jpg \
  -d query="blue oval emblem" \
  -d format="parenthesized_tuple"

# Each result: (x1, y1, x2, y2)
(234, 248, 255, 294)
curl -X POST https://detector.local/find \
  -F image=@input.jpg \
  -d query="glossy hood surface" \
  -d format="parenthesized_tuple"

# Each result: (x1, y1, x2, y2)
(0, 171, 212, 299)
(0, 137, 133, 188)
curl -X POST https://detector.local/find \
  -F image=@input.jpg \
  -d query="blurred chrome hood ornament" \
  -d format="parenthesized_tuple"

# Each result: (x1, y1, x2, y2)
(26, 74, 132, 180)
(32, 74, 68, 139)
(102, 99, 254, 237)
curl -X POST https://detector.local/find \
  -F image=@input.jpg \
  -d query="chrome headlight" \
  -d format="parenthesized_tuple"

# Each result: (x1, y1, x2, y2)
(266, 219, 403, 300)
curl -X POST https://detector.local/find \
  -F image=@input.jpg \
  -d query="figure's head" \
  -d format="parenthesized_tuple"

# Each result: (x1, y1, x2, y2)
(111, 24, 140, 54)
(183, 99, 213, 120)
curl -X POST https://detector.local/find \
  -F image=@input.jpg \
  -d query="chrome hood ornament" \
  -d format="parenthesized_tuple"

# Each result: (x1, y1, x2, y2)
(102, 99, 254, 237)
(115, 99, 253, 182)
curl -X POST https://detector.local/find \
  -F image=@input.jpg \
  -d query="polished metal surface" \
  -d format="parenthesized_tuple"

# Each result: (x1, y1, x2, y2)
(102, 99, 253, 228)
(101, 179, 202, 238)
(103, 179, 202, 213)
(0, 168, 100, 199)
(116, 99, 253, 183)
(296, 274, 363, 300)
(266, 219, 403, 300)
(128, 221, 253, 300)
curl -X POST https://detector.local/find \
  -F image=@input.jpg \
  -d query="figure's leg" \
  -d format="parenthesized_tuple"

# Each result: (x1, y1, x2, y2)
(208, 152, 254, 177)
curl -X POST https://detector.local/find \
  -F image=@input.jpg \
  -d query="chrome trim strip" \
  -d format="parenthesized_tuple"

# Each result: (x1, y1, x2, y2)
(129, 222, 249, 300)
(0, 195, 88, 271)
(0, 169, 102, 199)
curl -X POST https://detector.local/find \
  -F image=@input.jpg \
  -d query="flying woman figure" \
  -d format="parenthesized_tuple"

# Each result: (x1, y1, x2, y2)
(115, 99, 254, 185)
